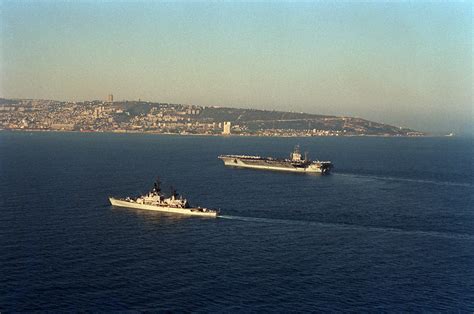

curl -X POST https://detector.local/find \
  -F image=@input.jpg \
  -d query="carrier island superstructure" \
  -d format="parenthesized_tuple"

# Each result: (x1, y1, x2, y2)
(218, 146, 333, 174)
(109, 179, 218, 217)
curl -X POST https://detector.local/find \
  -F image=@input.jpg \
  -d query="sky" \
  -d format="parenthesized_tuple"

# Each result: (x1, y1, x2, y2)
(0, 1, 472, 134)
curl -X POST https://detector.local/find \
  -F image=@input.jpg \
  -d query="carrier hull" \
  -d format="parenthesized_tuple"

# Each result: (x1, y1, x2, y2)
(109, 197, 217, 217)
(219, 155, 332, 174)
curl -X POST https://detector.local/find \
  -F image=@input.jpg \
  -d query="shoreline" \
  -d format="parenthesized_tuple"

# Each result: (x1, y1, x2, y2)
(0, 128, 445, 138)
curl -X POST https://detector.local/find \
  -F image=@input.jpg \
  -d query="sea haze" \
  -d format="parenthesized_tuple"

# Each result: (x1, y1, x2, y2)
(0, 132, 473, 311)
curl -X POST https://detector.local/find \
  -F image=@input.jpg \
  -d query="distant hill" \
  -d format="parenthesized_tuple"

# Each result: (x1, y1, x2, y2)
(198, 106, 422, 136)
(199, 107, 331, 122)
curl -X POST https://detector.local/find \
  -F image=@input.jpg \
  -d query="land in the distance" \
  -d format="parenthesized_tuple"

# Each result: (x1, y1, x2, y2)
(0, 98, 426, 137)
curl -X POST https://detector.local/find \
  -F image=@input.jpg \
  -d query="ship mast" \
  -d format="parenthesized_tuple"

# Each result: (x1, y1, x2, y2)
(153, 177, 161, 193)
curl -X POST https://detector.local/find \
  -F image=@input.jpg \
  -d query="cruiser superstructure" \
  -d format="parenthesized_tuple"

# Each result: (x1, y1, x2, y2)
(109, 179, 218, 217)
(218, 146, 333, 174)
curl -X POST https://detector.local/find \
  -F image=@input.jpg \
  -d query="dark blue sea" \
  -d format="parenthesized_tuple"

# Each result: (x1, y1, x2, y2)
(1, 132, 473, 311)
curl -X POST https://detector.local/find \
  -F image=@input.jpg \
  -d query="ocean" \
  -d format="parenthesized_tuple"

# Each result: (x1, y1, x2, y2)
(1, 132, 473, 311)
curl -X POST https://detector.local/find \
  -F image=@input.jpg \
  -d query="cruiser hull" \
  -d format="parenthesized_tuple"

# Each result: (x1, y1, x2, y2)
(219, 156, 330, 174)
(109, 197, 217, 217)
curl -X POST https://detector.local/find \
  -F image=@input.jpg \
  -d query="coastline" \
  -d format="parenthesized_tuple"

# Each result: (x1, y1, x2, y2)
(0, 128, 439, 138)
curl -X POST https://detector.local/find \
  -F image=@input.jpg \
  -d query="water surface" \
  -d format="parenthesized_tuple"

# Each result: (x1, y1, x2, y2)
(1, 132, 473, 311)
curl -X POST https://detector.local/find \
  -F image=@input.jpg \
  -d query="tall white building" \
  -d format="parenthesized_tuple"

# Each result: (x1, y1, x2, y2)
(222, 121, 231, 135)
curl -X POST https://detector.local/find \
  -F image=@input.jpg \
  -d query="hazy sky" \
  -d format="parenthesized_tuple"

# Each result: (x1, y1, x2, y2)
(1, 1, 472, 133)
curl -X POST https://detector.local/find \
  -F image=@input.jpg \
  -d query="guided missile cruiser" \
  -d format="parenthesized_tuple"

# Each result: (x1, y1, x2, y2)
(218, 146, 333, 174)
(109, 178, 218, 217)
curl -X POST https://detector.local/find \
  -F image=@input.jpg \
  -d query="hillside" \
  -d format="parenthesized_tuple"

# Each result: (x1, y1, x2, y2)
(0, 98, 425, 136)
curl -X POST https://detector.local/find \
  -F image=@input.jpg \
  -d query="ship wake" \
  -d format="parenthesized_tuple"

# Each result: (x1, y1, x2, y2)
(218, 215, 474, 241)
(336, 173, 473, 188)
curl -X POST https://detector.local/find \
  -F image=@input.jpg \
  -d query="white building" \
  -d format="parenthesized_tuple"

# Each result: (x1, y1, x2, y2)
(222, 121, 231, 135)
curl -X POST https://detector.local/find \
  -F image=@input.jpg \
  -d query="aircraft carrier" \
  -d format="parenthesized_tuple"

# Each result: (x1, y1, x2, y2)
(218, 146, 333, 174)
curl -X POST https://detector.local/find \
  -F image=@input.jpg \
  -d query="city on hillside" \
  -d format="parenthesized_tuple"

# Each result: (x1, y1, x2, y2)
(0, 96, 426, 137)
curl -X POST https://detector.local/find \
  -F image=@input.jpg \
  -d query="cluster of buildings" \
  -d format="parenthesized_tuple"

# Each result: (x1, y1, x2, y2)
(255, 128, 344, 137)
(0, 98, 235, 135)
